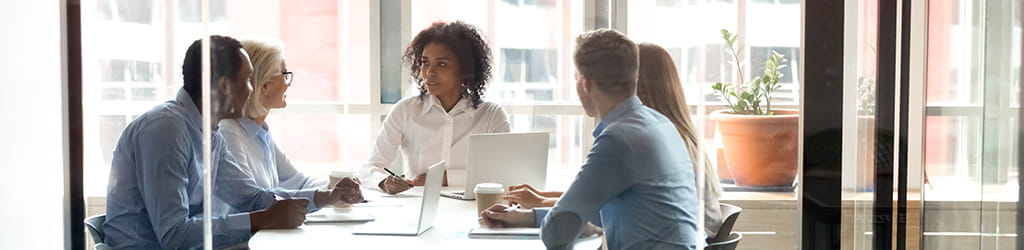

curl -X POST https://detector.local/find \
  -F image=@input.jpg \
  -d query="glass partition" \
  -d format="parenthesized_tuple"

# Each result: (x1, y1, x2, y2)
(921, 0, 1021, 249)
(840, 0, 879, 249)
(628, 0, 802, 248)
(83, 0, 216, 248)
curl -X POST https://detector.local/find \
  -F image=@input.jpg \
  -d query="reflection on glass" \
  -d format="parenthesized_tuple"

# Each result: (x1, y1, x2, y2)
(923, 0, 1021, 248)
(846, 0, 878, 248)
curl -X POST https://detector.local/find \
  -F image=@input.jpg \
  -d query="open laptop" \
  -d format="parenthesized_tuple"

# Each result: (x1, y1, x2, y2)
(352, 161, 444, 236)
(441, 132, 549, 200)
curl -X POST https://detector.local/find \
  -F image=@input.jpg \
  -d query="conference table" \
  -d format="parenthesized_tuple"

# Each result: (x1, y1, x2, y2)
(249, 187, 603, 249)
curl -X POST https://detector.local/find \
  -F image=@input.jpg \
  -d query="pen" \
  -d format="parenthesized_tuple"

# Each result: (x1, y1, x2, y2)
(504, 204, 521, 212)
(383, 167, 414, 187)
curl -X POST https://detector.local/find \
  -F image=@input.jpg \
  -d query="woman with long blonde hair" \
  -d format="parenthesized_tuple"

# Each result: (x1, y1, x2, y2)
(635, 42, 723, 239)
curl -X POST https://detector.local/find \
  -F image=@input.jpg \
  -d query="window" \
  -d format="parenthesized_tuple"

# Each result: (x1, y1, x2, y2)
(501, 48, 557, 83)
(749, 46, 800, 103)
(99, 60, 161, 83)
(97, 0, 155, 24)
(178, 0, 227, 23)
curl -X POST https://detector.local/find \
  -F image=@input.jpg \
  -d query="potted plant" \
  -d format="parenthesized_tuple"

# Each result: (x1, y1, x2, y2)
(857, 74, 876, 191)
(710, 29, 799, 187)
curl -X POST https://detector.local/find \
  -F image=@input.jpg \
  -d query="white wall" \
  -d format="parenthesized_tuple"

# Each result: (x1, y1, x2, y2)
(0, 1, 70, 249)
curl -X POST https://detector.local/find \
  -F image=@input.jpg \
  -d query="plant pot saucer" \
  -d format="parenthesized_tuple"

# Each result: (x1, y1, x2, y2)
(721, 182, 797, 193)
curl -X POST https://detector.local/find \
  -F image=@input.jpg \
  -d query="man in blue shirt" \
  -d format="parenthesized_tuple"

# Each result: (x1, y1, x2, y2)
(104, 35, 364, 249)
(479, 29, 700, 249)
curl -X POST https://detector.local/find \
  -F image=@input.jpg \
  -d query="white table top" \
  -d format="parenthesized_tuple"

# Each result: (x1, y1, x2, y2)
(249, 187, 602, 249)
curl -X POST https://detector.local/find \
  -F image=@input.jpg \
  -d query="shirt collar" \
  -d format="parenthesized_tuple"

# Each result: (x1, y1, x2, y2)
(421, 95, 477, 118)
(236, 117, 269, 139)
(592, 95, 643, 138)
(175, 88, 203, 130)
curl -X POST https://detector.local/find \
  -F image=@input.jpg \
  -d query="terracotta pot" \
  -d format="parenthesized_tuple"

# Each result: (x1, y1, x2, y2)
(857, 116, 876, 190)
(710, 109, 799, 186)
(716, 147, 733, 183)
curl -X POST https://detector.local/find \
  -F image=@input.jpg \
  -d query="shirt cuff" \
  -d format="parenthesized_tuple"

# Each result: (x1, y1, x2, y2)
(534, 207, 550, 228)
(294, 188, 319, 212)
(225, 212, 252, 239)
(358, 165, 390, 191)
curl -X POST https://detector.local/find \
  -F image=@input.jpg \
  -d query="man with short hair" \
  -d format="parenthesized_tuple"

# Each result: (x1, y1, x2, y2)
(479, 29, 700, 249)
(104, 35, 363, 249)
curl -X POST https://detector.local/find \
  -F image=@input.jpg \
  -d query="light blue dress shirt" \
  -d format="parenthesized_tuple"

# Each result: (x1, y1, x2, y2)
(104, 89, 318, 249)
(214, 117, 327, 215)
(534, 96, 700, 249)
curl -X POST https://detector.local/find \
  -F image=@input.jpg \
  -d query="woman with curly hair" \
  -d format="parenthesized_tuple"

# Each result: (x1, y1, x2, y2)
(358, 21, 511, 194)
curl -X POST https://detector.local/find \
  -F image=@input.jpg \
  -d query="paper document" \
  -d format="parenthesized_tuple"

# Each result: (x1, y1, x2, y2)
(305, 209, 375, 224)
(468, 227, 540, 239)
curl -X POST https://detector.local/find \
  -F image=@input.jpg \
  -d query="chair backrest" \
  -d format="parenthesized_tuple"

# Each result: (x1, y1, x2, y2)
(84, 214, 106, 244)
(710, 203, 742, 243)
(705, 232, 742, 250)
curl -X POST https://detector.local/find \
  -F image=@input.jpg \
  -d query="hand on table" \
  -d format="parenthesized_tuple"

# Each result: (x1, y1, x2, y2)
(379, 175, 413, 194)
(249, 198, 308, 233)
(316, 177, 364, 206)
(504, 187, 557, 209)
(507, 183, 563, 198)
(478, 204, 536, 228)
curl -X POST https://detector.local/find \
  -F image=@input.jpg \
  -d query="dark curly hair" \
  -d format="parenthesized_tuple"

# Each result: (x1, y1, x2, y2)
(402, 21, 492, 109)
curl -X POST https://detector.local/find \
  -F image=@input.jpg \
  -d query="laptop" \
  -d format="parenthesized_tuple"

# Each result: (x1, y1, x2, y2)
(441, 132, 549, 200)
(352, 161, 444, 236)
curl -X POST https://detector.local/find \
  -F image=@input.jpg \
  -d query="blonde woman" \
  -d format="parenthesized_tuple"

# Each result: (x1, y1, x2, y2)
(215, 39, 362, 215)
(635, 42, 723, 239)
(504, 42, 724, 239)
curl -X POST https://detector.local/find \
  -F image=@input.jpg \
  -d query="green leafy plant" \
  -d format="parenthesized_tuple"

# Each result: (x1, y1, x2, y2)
(857, 76, 875, 115)
(857, 45, 877, 116)
(711, 29, 788, 115)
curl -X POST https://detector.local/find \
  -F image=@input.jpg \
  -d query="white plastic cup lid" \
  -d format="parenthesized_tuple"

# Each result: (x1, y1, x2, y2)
(474, 183, 505, 194)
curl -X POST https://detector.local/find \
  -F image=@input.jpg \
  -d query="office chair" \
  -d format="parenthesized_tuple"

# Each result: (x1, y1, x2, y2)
(84, 214, 111, 250)
(706, 232, 743, 250)
(706, 203, 743, 249)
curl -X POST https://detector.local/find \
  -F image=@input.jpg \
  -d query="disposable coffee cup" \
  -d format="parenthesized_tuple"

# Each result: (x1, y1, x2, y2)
(328, 169, 356, 189)
(474, 183, 505, 215)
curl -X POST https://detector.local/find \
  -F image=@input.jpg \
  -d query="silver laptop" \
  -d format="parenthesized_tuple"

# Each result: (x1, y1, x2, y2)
(441, 132, 549, 200)
(352, 161, 444, 236)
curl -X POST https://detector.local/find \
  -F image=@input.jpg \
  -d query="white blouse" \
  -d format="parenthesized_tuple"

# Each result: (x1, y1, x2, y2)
(359, 95, 511, 189)
(214, 118, 327, 214)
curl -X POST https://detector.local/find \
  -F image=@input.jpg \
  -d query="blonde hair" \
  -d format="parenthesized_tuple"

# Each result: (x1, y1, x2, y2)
(573, 29, 638, 95)
(636, 42, 721, 197)
(240, 38, 284, 119)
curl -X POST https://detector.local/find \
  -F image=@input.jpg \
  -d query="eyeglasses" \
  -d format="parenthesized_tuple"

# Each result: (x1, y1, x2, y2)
(279, 71, 293, 85)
